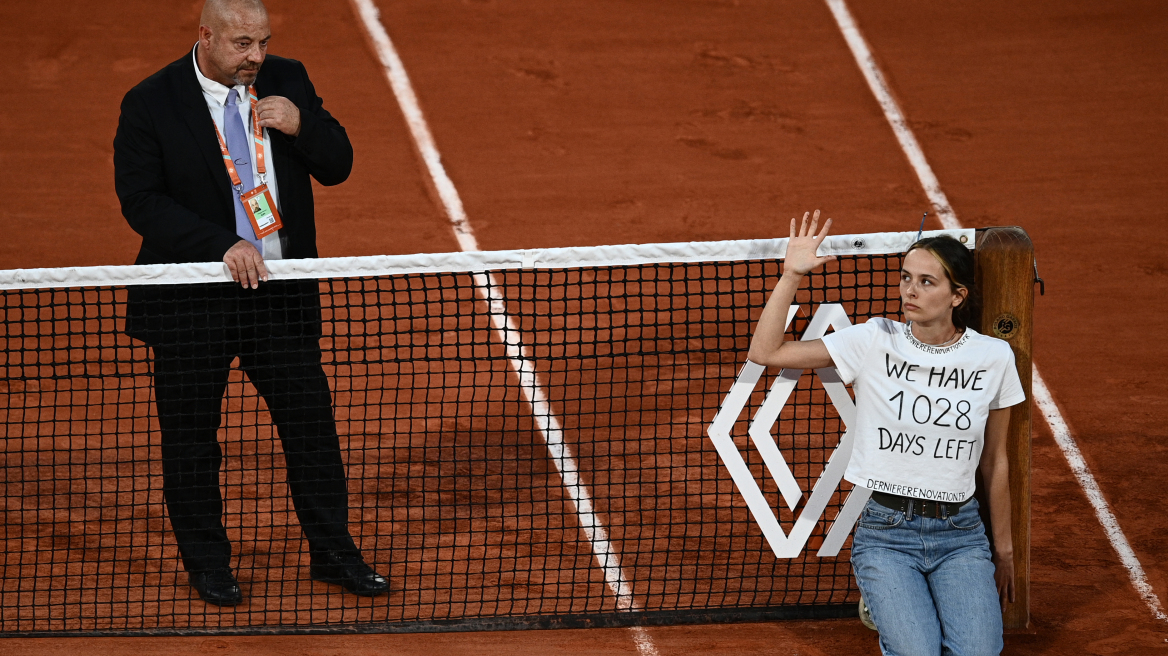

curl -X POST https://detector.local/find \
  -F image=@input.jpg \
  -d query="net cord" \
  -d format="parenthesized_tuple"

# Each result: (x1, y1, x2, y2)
(0, 229, 973, 290)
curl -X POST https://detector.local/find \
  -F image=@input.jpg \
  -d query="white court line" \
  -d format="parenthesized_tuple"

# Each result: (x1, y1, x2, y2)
(348, 0, 659, 651)
(824, 0, 1168, 624)
(825, 0, 959, 231)
(1032, 367, 1168, 622)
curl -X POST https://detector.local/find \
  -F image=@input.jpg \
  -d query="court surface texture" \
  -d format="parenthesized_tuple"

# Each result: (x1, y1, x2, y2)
(1, 0, 1166, 653)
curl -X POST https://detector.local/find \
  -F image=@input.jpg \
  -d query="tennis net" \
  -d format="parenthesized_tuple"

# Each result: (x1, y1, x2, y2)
(0, 229, 972, 635)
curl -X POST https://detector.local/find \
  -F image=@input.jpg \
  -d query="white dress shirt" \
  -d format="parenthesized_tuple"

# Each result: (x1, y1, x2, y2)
(192, 44, 283, 260)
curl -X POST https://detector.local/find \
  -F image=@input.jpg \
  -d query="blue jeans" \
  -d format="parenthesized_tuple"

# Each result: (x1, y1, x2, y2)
(851, 497, 1003, 656)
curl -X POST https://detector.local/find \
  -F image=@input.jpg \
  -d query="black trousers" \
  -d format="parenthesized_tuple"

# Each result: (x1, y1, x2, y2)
(151, 336, 358, 574)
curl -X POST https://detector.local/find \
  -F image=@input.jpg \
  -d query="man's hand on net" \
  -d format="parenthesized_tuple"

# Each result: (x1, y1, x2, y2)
(224, 240, 269, 289)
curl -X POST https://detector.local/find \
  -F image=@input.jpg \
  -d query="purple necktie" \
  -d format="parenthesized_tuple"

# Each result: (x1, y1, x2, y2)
(224, 88, 262, 251)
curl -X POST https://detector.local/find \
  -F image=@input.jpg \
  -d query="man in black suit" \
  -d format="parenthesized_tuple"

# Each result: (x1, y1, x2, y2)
(113, 0, 387, 605)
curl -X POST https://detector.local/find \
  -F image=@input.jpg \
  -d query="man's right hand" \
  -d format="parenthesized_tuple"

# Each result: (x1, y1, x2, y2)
(223, 240, 269, 289)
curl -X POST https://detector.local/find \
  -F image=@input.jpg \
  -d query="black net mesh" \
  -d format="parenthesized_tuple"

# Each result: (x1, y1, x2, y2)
(0, 251, 902, 635)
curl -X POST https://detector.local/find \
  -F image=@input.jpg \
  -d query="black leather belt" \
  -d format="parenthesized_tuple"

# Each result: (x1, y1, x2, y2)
(871, 491, 970, 520)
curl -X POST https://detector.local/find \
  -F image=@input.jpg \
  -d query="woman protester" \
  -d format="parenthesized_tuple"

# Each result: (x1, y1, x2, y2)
(748, 211, 1024, 655)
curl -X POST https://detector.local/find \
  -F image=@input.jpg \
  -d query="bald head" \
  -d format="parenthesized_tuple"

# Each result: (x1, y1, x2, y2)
(196, 0, 271, 87)
(200, 0, 268, 31)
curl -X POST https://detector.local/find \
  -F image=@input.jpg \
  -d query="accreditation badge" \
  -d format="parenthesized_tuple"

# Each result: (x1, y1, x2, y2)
(240, 184, 284, 238)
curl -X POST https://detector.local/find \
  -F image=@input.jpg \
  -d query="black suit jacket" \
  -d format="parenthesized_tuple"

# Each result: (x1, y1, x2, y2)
(114, 51, 351, 346)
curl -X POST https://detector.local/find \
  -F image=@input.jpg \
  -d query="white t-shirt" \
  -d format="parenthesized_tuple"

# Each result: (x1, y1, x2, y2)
(821, 317, 1026, 502)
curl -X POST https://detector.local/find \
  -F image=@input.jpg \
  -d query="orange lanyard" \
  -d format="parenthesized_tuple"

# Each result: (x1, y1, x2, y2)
(211, 86, 266, 188)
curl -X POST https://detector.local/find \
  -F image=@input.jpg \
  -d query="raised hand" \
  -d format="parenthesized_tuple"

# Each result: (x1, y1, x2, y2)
(746, 210, 839, 370)
(783, 210, 836, 276)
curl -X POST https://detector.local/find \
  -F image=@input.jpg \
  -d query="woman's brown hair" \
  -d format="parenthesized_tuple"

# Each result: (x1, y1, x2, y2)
(906, 235, 978, 330)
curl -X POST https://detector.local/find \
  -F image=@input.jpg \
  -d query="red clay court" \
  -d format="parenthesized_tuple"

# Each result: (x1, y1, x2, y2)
(1, 0, 1167, 654)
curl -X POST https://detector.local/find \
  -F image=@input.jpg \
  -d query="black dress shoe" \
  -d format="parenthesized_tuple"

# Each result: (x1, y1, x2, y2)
(310, 552, 389, 596)
(189, 568, 243, 606)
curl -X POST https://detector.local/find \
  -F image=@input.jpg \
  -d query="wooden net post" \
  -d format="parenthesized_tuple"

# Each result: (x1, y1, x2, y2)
(974, 226, 1035, 630)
